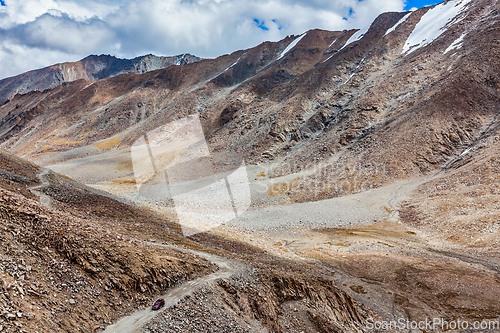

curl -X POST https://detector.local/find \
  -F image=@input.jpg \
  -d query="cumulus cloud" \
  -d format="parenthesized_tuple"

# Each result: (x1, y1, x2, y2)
(3, 14, 117, 54)
(0, 0, 406, 79)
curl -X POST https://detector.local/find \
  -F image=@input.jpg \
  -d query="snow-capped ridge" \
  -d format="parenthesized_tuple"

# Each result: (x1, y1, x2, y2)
(402, 0, 473, 54)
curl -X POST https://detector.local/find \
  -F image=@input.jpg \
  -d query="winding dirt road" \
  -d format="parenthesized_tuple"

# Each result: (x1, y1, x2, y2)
(101, 242, 244, 333)
(28, 167, 52, 207)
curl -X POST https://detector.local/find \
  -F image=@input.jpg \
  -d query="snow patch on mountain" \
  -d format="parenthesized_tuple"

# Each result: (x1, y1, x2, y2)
(321, 39, 339, 64)
(343, 58, 365, 84)
(402, 0, 473, 54)
(277, 33, 307, 60)
(384, 12, 411, 36)
(211, 53, 245, 80)
(174, 54, 186, 65)
(322, 54, 334, 63)
(444, 32, 467, 53)
(223, 57, 241, 72)
(339, 24, 370, 52)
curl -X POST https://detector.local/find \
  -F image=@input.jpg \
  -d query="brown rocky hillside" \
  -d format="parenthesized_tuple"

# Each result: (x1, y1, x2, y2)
(0, 149, 217, 332)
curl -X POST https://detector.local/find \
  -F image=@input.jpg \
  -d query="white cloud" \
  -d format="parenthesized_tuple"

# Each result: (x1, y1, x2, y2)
(6, 14, 117, 54)
(0, 0, 117, 28)
(0, 0, 405, 79)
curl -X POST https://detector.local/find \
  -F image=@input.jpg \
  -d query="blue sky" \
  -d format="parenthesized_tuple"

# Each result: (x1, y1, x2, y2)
(405, 0, 441, 10)
(0, 0, 445, 79)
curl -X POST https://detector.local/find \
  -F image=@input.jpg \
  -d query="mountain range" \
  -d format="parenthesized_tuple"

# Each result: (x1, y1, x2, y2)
(0, 53, 200, 104)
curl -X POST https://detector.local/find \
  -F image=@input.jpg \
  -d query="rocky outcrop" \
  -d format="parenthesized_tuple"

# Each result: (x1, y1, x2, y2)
(144, 265, 372, 333)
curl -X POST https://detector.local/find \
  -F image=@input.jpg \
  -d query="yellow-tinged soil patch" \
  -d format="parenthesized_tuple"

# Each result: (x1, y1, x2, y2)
(94, 136, 122, 150)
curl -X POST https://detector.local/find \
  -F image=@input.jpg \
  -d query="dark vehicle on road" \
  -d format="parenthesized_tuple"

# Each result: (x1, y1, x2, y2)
(152, 298, 165, 310)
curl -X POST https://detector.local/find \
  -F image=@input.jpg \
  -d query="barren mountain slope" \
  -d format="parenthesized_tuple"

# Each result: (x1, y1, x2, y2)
(400, 116, 500, 249)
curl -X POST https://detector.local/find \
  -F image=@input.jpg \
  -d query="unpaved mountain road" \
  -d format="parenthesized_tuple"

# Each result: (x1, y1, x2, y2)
(101, 242, 245, 333)
(28, 167, 52, 206)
